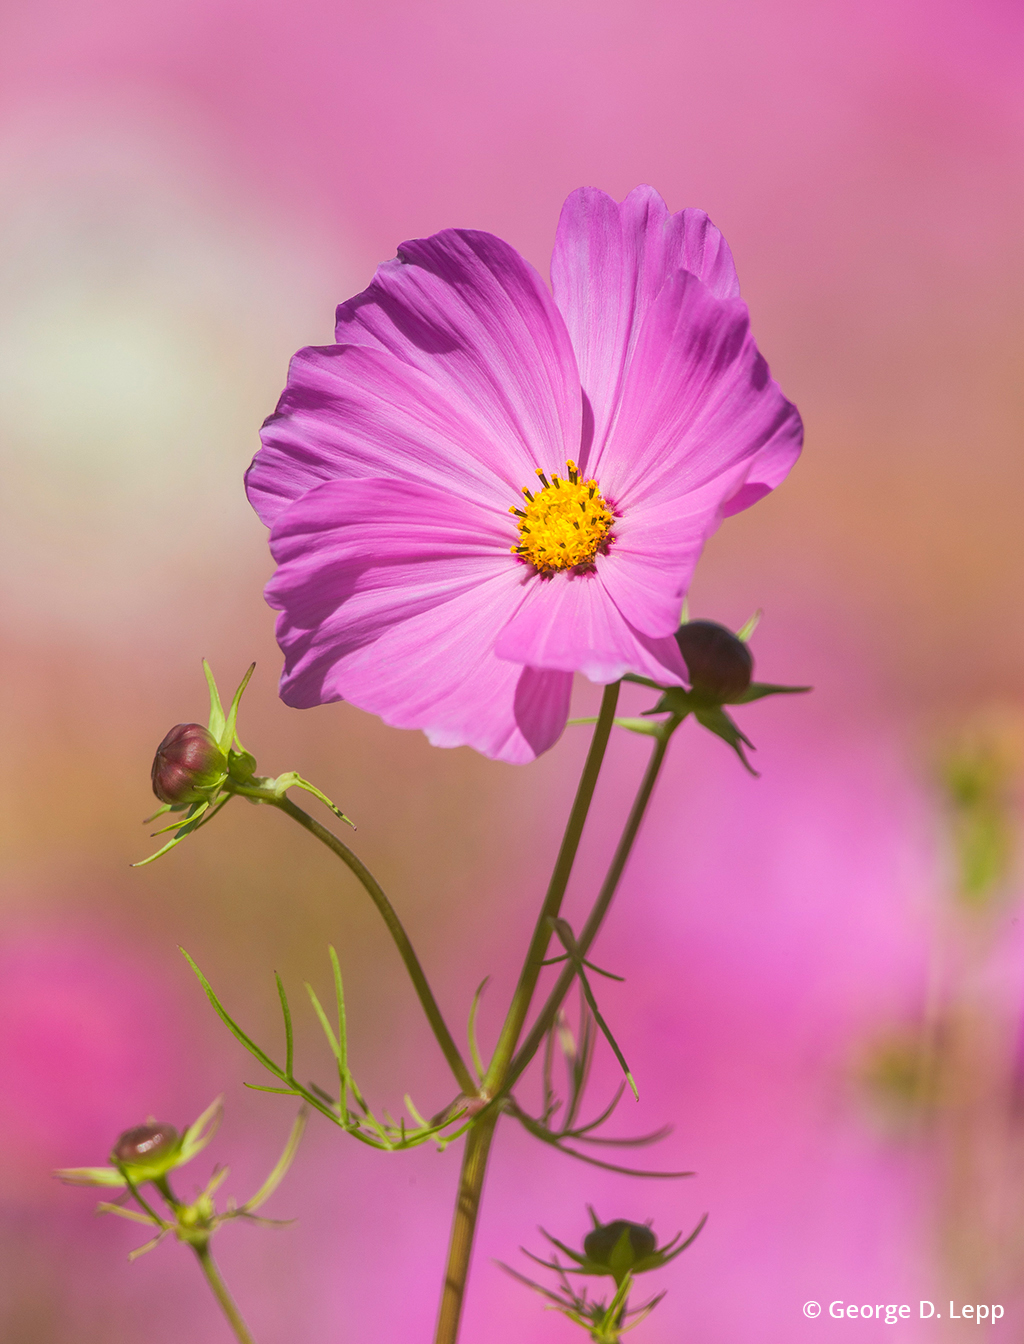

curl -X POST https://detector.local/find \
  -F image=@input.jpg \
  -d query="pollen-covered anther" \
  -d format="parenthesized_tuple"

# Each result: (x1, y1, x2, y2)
(511, 461, 614, 573)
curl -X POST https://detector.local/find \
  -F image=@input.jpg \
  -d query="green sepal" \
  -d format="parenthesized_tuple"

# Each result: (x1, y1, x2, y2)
(259, 772, 354, 828)
(221, 663, 256, 755)
(132, 796, 232, 867)
(735, 609, 762, 642)
(228, 748, 258, 783)
(54, 1164, 130, 1188)
(568, 715, 674, 738)
(178, 1096, 223, 1164)
(726, 681, 812, 704)
(641, 687, 694, 717)
(203, 659, 227, 744)
(693, 705, 758, 775)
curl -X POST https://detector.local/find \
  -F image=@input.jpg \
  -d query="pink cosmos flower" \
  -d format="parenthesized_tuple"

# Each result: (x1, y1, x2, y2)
(246, 187, 803, 764)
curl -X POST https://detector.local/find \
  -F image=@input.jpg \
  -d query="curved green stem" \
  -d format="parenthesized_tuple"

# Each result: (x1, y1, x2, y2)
(505, 717, 679, 1092)
(270, 794, 476, 1097)
(482, 681, 621, 1095)
(193, 1243, 258, 1344)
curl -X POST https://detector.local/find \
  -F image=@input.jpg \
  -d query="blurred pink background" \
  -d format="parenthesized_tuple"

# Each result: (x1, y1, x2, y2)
(2, 0, 1023, 1339)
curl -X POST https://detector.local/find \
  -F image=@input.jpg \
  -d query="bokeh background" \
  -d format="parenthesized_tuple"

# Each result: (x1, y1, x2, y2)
(2, 0, 1023, 1339)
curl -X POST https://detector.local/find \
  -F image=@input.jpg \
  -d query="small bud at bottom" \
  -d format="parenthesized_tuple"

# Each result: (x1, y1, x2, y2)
(584, 1220, 657, 1267)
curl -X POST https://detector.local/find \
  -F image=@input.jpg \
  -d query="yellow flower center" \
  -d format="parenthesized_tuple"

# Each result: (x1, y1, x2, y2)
(509, 461, 614, 573)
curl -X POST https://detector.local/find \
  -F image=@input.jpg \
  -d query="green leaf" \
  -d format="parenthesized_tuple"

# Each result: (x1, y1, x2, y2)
(735, 609, 763, 642)
(726, 681, 812, 704)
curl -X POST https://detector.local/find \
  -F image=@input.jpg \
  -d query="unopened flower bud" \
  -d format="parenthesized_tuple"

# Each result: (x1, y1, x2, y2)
(111, 1122, 181, 1179)
(583, 1219, 657, 1269)
(151, 724, 227, 805)
(674, 620, 753, 702)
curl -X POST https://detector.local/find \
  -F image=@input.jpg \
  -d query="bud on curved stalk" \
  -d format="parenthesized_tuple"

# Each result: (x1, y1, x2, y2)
(112, 1122, 182, 1182)
(136, 661, 352, 866)
(603, 613, 811, 774)
(152, 725, 228, 805)
(674, 620, 753, 704)
(55, 1096, 223, 1189)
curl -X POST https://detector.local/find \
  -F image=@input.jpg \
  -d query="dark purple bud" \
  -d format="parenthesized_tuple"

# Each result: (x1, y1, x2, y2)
(151, 724, 227, 805)
(112, 1122, 180, 1168)
(674, 620, 753, 702)
(584, 1219, 657, 1267)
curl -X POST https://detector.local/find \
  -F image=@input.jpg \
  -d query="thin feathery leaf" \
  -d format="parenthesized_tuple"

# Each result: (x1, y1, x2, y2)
(574, 1123, 673, 1149)
(328, 946, 349, 1113)
(181, 949, 287, 1081)
(552, 920, 638, 1101)
(275, 973, 294, 1080)
(468, 976, 490, 1082)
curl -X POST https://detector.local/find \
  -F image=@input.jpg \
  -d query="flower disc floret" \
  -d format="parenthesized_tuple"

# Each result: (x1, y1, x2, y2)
(511, 461, 614, 573)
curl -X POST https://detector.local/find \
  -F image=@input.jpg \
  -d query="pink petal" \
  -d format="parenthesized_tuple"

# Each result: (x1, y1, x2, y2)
(595, 468, 754, 639)
(266, 477, 569, 763)
(595, 268, 803, 511)
(335, 227, 581, 470)
(494, 569, 685, 686)
(551, 185, 739, 467)
(248, 344, 536, 527)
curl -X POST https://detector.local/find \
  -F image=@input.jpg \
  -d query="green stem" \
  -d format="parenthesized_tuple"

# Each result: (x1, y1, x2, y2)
(432, 683, 621, 1344)
(432, 1109, 498, 1344)
(504, 717, 678, 1092)
(193, 1242, 258, 1344)
(270, 794, 476, 1097)
(482, 681, 621, 1094)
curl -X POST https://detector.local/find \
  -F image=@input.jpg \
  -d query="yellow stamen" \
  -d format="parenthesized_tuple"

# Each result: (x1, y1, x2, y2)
(510, 462, 614, 573)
